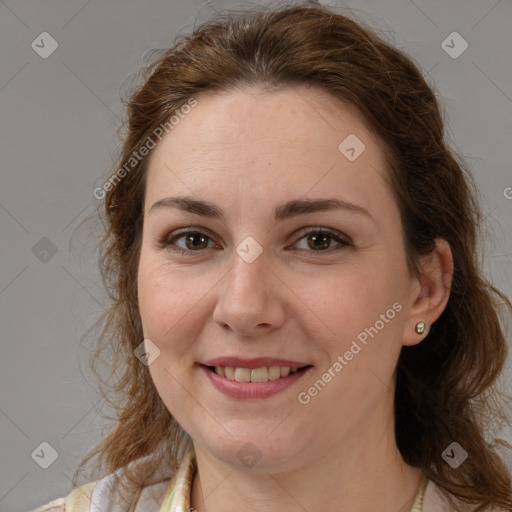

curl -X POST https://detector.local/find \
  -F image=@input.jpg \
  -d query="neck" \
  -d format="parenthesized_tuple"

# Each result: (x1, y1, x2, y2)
(190, 400, 423, 512)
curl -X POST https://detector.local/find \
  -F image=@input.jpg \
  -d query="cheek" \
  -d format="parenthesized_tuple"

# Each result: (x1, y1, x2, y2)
(309, 262, 398, 334)
(137, 257, 204, 414)
(297, 270, 404, 426)
(137, 254, 202, 349)
(309, 259, 406, 377)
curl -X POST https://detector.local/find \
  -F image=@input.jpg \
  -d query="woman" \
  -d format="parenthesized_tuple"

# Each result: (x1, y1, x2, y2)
(31, 1, 512, 511)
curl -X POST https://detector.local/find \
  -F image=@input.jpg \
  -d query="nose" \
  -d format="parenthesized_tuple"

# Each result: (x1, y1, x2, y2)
(212, 247, 286, 337)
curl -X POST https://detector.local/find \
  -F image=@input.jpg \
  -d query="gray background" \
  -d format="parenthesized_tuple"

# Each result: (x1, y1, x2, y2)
(1, 0, 511, 510)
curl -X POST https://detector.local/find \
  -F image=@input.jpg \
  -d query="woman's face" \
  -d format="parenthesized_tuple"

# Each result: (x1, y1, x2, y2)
(137, 85, 424, 471)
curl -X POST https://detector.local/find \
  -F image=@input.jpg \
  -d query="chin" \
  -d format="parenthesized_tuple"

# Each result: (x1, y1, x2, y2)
(198, 434, 306, 472)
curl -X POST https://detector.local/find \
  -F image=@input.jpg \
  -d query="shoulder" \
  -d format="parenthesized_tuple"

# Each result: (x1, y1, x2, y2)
(28, 497, 67, 512)
(423, 479, 510, 512)
(27, 447, 195, 512)
(27, 480, 98, 512)
(27, 476, 171, 512)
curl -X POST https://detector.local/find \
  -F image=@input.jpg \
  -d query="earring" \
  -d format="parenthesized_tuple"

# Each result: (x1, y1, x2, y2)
(415, 321, 427, 335)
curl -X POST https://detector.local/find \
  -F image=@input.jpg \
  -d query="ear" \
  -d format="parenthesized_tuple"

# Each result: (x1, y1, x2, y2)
(402, 238, 454, 347)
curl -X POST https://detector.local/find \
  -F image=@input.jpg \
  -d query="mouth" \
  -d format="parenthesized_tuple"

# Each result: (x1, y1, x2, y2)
(199, 363, 314, 399)
(201, 364, 313, 383)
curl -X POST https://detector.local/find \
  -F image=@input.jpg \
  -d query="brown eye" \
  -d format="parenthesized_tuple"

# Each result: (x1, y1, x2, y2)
(291, 228, 351, 252)
(161, 230, 216, 254)
(180, 232, 210, 250)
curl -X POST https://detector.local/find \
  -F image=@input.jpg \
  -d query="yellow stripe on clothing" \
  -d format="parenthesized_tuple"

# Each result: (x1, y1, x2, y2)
(159, 449, 197, 512)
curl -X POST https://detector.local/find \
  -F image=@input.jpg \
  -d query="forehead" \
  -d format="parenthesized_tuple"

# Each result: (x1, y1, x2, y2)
(150, 85, 380, 156)
(144, 85, 391, 216)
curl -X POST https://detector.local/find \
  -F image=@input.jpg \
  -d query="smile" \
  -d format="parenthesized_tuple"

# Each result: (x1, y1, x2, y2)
(209, 365, 310, 382)
(200, 364, 313, 399)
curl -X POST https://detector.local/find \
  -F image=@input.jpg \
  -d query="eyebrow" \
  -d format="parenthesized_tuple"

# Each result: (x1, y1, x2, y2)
(149, 196, 374, 222)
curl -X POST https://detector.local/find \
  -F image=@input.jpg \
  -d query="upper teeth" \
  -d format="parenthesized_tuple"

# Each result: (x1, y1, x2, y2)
(214, 366, 300, 382)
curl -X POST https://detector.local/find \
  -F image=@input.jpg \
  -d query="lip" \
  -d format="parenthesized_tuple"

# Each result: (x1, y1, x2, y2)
(202, 357, 310, 369)
(199, 364, 313, 399)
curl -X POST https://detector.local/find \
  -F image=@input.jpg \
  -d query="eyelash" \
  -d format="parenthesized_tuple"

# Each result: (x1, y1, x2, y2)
(158, 227, 352, 256)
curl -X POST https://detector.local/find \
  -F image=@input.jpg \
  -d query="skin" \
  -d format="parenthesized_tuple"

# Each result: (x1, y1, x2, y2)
(137, 84, 454, 512)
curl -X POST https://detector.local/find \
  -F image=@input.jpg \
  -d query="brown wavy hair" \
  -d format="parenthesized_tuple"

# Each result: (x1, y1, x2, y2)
(72, 1, 512, 510)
